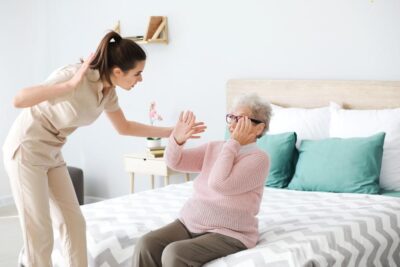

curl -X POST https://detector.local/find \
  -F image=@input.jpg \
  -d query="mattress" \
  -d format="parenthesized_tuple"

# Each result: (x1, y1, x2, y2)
(52, 182, 400, 267)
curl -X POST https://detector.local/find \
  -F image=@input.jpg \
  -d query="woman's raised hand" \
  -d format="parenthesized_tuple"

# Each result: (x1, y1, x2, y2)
(231, 117, 256, 145)
(191, 121, 207, 138)
(173, 111, 206, 145)
(67, 53, 95, 89)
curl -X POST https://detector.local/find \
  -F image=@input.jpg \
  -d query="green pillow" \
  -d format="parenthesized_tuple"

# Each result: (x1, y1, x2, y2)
(288, 132, 385, 194)
(225, 129, 297, 188)
(380, 190, 400, 198)
(224, 127, 231, 140)
(257, 132, 297, 188)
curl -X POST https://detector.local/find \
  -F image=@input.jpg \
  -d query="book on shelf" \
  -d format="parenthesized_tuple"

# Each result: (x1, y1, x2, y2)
(147, 150, 164, 158)
(146, 145, 165, 158)
(146, 146, 165, 152)
(147, 149, 165, 155)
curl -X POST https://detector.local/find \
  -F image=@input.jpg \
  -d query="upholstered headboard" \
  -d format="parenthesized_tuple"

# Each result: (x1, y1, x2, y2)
(226, 79, 400, 110)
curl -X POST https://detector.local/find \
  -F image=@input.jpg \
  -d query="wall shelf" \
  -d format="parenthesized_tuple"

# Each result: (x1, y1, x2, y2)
(114, 16, 168, 45)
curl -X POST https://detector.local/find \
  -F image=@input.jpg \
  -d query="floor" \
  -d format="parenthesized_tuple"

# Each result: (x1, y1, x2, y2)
(0, 197, 102, 266)
(0, 204, 22, 267)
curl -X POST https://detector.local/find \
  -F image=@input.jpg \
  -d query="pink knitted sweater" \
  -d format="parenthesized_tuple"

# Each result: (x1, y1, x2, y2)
(165, 136, 270, 248)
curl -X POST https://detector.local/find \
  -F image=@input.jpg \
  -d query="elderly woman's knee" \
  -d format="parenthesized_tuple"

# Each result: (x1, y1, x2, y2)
(161, 242, 186, 266)
(135, 232, 160, 252)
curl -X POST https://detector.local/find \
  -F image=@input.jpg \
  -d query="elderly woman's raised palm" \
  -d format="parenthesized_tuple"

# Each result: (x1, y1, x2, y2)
(173, 111, 205, 145)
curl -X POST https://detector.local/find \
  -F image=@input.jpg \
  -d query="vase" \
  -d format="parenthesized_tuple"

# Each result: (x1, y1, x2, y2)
(146, 138, 162, 149)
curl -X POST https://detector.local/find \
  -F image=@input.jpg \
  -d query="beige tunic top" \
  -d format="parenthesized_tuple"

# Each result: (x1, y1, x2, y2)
(3, 63, 120, 167)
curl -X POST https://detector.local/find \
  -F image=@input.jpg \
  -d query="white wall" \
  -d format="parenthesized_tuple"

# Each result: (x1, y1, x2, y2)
(1, 0, 400, 200)
(0, 0, 47, 203)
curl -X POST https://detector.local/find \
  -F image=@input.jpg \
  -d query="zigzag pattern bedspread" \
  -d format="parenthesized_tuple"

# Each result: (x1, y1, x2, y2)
(52, 182, 400, 267)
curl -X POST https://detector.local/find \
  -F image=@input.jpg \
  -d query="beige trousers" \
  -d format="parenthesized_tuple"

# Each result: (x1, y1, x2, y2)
(3, 153, 87, 267)
(133, 219, 246, 267)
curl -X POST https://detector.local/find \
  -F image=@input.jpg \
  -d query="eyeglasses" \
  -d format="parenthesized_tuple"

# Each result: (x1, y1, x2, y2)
(226, 114, 263, 125)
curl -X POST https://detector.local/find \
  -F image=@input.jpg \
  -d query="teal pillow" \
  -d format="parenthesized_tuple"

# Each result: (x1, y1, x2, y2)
(224, 127, 231, 140)
(380, 190, 400, 198)
(257, 132, 297, 188)
(288, 132, 385, 194)
(225, 129, 297, 188)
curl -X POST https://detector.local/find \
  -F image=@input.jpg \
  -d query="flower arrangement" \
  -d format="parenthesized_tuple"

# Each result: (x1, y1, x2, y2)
(149, 101, 163, 126)
(147, 102, 163, 146)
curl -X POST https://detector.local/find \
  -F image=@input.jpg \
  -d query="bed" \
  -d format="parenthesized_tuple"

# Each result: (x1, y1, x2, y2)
(51, 79, 400, 267)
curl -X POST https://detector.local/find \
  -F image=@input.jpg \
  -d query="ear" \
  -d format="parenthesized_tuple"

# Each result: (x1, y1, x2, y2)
(255, 123, 265, 137)
(112, 67, 124, 77)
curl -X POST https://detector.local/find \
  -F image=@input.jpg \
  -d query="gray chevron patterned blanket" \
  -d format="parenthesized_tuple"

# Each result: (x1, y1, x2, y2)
(51, 182, 400, 267)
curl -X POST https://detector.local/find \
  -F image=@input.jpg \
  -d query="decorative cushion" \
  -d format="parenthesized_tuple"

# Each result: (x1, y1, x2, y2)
(257, 132, 297, 188)
(330, 105, 400, 191)
(269, 104, 333, 148)
(288, 133, 385, 194)
(225, 129, 297, 188)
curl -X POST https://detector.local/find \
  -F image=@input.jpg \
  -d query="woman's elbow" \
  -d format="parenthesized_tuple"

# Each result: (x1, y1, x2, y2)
(13, 95, 25, 108)
(208, 180, 221, 192)
(208, 179, 236, 195)
(164, 157, 175, 169)
(117, 128, 128, 136)
(115, 124, 130, 136)
(164, 154, 179, 170)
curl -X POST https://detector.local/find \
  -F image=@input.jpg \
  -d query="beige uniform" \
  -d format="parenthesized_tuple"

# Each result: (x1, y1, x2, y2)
(3, 64, 119, 267)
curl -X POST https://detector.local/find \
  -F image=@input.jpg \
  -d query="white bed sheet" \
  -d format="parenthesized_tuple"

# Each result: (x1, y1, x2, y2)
(52, 182, 400, 267)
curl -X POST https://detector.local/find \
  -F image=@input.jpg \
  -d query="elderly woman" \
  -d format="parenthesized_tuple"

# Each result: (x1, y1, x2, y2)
(133, 93, 272, 267)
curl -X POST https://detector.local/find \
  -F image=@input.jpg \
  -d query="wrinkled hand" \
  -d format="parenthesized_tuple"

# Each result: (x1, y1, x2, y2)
(173, 111, 206, 145)
(67, 53, 95, 89)
(190, 121, 207, 139)
(231, 117, 256, 145)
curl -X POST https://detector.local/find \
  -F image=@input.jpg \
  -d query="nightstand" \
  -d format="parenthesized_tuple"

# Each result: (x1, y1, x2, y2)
(123, 153, 190, 193)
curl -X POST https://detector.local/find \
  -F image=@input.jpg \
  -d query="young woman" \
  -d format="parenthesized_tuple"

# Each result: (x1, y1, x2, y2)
(133, 94, 272, 267)
(2, 31, 205, 267)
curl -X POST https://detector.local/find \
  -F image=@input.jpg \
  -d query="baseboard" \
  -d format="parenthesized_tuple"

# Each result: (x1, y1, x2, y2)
(84, 196, 106, 204)
(0, 195, 14, 208)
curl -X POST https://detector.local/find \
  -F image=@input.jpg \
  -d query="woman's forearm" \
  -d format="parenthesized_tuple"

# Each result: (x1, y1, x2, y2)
(125, 120, 173, 138)
(165, 135, 207, 173)
(13, 82, 74, 108)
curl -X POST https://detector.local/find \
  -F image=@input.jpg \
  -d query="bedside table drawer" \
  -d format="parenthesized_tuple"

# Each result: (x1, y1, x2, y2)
(124, 157, 168, 176)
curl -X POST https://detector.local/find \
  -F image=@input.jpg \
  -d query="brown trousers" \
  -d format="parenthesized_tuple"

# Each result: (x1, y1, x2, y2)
(133, 219, 246, 267)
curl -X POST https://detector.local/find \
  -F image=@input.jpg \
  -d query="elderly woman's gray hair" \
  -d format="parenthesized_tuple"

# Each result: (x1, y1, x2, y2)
(231, 93, 272, 138)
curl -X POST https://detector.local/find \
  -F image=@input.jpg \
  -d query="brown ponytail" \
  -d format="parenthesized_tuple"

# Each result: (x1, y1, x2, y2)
(90, 31, 146, 86)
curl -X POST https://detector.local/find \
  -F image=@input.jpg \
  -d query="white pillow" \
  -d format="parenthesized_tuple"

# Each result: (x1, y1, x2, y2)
(269, 104, 334, 148)
(330, 105, 400, 191)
